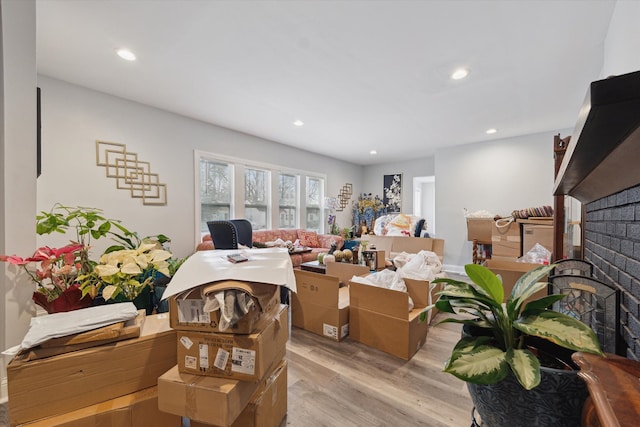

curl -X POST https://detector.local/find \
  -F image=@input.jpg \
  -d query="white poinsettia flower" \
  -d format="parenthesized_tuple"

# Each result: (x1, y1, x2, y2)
(154, 260, 171, 277)
(102, 285, 117, 300)
(95, 264, 119, 277)
(121, 261, 142, 275)
(137, 242, 158, 254)
(149, 249, 172, 262)
(133, 254, 149, 269)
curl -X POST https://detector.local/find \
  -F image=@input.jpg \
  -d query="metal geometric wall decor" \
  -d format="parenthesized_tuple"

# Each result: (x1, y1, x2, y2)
(336, 183, 353, 212)
(95, 140, 167, 205)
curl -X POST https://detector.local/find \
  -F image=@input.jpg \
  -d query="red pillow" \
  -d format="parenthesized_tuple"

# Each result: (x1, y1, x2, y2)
(297, 230, 320, 248)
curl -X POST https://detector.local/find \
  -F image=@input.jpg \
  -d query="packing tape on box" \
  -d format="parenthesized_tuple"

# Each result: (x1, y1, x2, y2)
(186, 376, 205, 420)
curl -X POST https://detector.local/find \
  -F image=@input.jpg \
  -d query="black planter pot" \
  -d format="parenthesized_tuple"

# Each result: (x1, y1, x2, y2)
(462, 325, 588, 427)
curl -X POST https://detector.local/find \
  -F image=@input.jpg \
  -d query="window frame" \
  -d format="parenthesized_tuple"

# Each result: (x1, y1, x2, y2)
(194, 150, 326, 242)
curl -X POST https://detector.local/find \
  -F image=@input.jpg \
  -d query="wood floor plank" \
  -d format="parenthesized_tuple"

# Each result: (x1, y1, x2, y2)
(284, 312, 473, 427)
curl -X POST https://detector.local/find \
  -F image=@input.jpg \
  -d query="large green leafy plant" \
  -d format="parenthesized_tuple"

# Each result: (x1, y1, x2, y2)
(433, 263, 604, 390)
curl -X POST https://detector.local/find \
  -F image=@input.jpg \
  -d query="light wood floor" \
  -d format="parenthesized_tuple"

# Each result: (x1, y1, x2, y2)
(283, 314, 473, 427)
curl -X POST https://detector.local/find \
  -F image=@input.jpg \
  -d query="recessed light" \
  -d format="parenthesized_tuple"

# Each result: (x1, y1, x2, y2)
(293, 120, 304, 127)
(486, 128, 497, 135)
(451, 68, 469, 80)
(370, 150, 377, 155)
(116, 48, 136, 61)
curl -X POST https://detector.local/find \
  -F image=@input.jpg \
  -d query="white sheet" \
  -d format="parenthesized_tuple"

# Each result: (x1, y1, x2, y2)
(162, 247, 297, 300)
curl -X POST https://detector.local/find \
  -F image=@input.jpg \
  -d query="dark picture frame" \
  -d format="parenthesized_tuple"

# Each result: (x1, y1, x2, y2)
(37, 87, 41, 178)
(383, 173, 402, 212)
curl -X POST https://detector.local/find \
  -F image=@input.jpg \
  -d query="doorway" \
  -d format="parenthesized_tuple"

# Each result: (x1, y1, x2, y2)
(413, 176, 435, 235)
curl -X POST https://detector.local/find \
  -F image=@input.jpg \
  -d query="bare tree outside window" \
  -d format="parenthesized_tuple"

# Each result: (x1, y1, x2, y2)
(200, 159, 232, 232)
(245, 168, 269, 230)
(306, 177, 324, 232)
(279, 173, 297, 228)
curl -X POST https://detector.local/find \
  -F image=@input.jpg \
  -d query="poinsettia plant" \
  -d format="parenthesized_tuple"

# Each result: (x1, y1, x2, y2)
(1, 243, 87, 301)
(1, 203, 177, 313)
(78, 241, 172, 302)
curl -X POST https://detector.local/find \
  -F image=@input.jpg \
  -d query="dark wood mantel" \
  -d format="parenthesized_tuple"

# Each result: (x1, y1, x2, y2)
(553, 70, 640, 203)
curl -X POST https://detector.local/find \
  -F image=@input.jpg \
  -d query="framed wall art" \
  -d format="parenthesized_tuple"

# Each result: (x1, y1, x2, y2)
(383, 173, 402, 212)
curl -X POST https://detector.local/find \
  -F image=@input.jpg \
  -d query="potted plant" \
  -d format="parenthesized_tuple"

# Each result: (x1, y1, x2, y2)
(432, 263, 604, 427)
(1, 204, 135, 313)
(78, 241, 172, 313)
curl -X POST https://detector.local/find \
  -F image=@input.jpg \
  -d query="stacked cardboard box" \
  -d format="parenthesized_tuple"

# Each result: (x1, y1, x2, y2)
(491, 220, 522, 258)
(8, 313, 179, 426)
(158, 281, 288, 427)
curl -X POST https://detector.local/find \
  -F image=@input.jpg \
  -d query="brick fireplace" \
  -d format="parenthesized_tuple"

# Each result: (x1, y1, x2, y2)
(554, 70, 640, 361)
(584, 185, 640, 360)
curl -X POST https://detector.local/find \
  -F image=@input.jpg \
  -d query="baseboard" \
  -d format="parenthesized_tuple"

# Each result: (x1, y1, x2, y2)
(1, 374, 7, 404)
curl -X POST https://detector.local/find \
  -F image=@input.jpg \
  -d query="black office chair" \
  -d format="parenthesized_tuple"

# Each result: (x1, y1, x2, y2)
(230, 219, 253, 248)
(551, 258, 594, 277)
(548, 274, 620, 355)
(206, 219, 253, 250)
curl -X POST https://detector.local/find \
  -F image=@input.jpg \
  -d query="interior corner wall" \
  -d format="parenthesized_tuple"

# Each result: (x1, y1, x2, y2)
(602, 0, 640, 77)
(362, 156, 435, 218)
(435, 130, 565, 272)
(1, 0, 37, 402)
(36, 76, 363, 258)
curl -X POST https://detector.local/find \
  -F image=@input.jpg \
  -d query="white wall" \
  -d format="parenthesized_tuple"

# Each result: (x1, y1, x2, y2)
(362, 156, 435, 217)
(1, 0, 37, 402)
(602, 0, 640, 77)
(435, 130, 566, 272)
(36, 76, 363, 259)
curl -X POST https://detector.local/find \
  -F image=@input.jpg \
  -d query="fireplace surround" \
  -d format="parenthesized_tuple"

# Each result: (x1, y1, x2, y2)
(554, 70, 640, 360)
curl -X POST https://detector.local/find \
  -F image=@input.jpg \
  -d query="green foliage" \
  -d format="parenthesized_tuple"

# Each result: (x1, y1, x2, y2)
(431, 263, 603, 390)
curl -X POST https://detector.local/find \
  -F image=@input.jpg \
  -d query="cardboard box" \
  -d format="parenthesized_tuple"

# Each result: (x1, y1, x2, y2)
(466, 218, 493, 242)
(189, 360, 288, 427)
(362, 250, 386, 270)
(176, 305, 288, 381)
(484, 259, 548, 303)
(325, 262, 370, 286)
(491, 221, 521, 258)
(8, 314, 177, 426)
(158, 360, 287, 427)
(170, 281, 280, 334)
(19, 386, 180, 427)
(292, 269, 350, 341)
(363, 236, 445, 262)
(522, 223, 553, 254)
(349, 278, 431, 360)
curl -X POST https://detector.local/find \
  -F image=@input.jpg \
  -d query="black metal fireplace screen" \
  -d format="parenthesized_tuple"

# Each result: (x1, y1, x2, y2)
(548, 274, 620, 355)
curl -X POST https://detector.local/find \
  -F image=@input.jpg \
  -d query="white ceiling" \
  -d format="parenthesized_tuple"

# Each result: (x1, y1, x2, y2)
(36, 0, 616, 166)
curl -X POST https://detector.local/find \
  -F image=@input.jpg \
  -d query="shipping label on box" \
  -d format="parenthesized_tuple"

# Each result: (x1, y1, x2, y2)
(170, 281, 280, 334)
(177, 305, 288, 381)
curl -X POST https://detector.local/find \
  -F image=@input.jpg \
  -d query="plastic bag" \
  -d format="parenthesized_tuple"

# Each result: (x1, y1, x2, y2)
(397, 250, 442, 282)
(518, 243, 551, 264)
(350, 270, 414, 311)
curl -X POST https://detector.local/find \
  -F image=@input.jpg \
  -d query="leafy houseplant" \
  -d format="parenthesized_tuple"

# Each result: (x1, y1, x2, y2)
(1, 203, 176, 314)
(432, 263, 604, 426)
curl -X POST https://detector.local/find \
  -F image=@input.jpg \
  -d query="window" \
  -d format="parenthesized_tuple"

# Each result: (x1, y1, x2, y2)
(306, 176, 324, 232)
(199, 159, 232, 233)
(195, 151, 325, 239)
(278, 173, 298, 228)
(244, 167, 269, 230)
